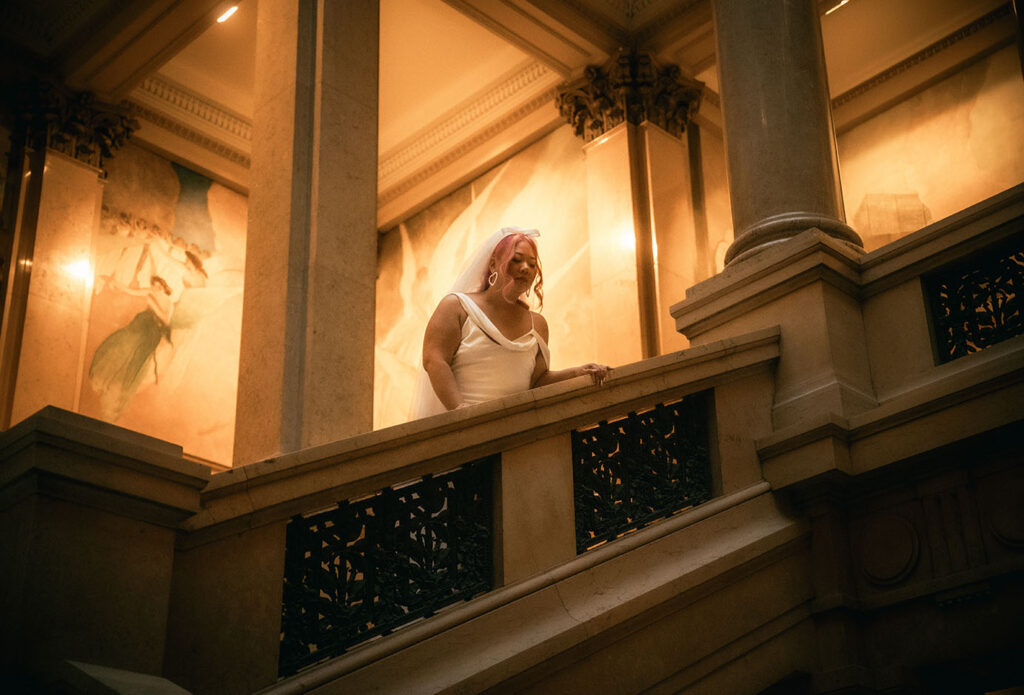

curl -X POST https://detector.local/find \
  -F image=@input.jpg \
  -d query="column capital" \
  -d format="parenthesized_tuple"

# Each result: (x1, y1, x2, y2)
(557, 51, 704, 142)
(8, 80, 138, 173)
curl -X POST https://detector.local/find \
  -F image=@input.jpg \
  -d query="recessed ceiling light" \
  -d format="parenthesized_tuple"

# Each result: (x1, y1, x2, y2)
(217, 5, 239, 23)
(825, 0, 850, 15)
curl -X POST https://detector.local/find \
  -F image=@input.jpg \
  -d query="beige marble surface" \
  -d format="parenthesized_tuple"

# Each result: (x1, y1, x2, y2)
(583, 124, 644, 367)
(11, 151, 103, 424)
(496, 433, 576, 584)
(235, 0, 379, 463)
(839, 46, 1024, 252)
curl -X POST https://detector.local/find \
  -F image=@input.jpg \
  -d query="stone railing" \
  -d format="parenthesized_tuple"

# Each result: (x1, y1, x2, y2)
(0, 324, 781, 693)
(3, 187, 1022, 695)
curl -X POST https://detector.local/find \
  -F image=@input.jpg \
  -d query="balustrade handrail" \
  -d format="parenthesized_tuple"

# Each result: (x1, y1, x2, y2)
(180, 326, 781, 547)
(859, 182, 1023, 294)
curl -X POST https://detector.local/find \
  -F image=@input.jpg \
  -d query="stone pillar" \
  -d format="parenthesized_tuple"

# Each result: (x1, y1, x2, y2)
(712, 0, 862, 264)
(0, 407, 209, 682)
(236, 0, 379, 464)
(558, 52, 704, 361)
(0, 82, 137, 429)
(494, 433, 576, 585)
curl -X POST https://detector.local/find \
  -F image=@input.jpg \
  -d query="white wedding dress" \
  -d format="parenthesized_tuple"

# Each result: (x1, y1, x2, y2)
(411, 292, 550, 418)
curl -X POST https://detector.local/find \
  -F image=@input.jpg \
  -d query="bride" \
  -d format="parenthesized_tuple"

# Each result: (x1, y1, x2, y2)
(414, 227, 609, 417)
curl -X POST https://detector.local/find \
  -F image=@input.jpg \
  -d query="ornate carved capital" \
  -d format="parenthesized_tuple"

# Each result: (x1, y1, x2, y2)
(10, 81, 138, 173)
(557, 51, 704, 142)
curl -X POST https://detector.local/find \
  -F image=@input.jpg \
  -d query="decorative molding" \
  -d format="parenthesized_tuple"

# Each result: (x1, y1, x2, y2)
(127, 102, 252, 169)
(557, 51, 703, 142)
(379, 60, 554, 181)
(377, 87, 558, 206)
(831, 4, 1012, 109)
(135, 76, 253, 142)
(7, 80, 137, 173)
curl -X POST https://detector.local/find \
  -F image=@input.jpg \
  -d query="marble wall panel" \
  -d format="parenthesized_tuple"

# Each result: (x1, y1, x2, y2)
(77, 144, 246, 464)
(374, 125, 593, 429)
(839, 46, 1024, 251)
(698, 126, 734, 275)
(10, 152, 102, 424)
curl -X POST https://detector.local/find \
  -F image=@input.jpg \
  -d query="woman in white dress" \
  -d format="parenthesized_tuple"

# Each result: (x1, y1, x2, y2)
(418, 228, 609, 415)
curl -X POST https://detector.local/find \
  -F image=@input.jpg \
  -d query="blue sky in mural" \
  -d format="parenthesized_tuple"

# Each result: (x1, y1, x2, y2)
(171, 162, 215, 250)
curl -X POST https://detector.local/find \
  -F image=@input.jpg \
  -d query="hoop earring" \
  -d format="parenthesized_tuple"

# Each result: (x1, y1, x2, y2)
(525, 286, 531, 297)
(487, 271, 498, 287)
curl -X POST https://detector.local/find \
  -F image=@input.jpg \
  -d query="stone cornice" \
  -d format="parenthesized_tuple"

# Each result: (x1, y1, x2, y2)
(129, 75, 252, 156)
(136, 75, 252, 141)
(128, 101, 252, 168)
(378, 87, 559, 207)
(831, 3, 1012, 109)
(379, 60, 557, 184)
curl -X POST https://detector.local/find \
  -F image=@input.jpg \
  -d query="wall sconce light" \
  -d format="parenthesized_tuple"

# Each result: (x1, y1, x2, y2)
(64, 259, 92, 281)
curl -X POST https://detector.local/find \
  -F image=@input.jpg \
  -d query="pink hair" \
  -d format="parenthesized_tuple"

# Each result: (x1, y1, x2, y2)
(481, 232, 544, 309)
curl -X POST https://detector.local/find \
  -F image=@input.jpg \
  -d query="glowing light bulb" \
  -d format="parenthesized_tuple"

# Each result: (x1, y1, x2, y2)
(64, 259, 92, 280)
(217, 5, 238, 22)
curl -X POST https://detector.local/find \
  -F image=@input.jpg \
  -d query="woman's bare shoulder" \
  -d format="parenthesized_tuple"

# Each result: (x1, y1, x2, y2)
(532, 311, 549, 340)
(433, 293, 467, 322)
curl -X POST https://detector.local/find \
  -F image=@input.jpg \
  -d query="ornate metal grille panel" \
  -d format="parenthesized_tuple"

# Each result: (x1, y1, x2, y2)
(278, 456, 494, 677)
(571, 393, 712, 554)
(925, 232, 1023, 363)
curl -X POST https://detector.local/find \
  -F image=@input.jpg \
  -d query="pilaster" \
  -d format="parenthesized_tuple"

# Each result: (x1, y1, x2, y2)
(234, 0, 379, 464)
(0, 81, 138, 429)
(558, 52, 706, 360)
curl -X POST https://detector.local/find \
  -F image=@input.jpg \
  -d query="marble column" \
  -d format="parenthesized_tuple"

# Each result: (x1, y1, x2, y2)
(712, 0, 862, 264)
(236, 0, 379, 464)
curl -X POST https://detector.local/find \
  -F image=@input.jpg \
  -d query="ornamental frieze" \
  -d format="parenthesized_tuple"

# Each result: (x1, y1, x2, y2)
(557, 50, 704, 142)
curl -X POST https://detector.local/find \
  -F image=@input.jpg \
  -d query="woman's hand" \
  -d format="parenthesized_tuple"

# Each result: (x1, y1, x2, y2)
(576, 363, 610, 385)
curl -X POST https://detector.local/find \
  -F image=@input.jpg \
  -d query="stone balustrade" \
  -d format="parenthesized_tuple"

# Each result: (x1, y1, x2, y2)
(2, 184, 1021, 695)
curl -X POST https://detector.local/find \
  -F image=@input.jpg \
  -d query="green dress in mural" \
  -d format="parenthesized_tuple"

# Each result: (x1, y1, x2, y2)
(88, 163, 215, 420)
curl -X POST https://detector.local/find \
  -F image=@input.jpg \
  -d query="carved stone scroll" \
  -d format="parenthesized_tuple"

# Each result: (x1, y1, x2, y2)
(557, 51, 704, 142)
(8, 80, 138, 173)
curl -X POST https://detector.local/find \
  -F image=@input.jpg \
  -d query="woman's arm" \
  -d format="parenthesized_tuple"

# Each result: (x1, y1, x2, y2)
(530, 313, 610, 387)
(422, 295, 468, 410)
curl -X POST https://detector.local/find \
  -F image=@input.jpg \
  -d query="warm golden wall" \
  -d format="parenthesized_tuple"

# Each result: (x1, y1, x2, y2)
(374, 126, 594, 429)
(838, 46, 1024, 251)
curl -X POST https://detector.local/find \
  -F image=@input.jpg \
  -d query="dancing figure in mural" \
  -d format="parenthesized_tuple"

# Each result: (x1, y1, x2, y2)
(88, 162, 243, 423)
(88, 229, 209, 420)
(413, 227, 609, 418)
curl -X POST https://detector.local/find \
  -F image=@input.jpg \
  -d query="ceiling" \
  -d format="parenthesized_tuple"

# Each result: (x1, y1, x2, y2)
(154, 0, 1007, 118)
(0, 0, 1010, 222)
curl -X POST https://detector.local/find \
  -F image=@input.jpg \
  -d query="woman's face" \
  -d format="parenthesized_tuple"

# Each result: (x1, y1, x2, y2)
(505, 240, 539, 294)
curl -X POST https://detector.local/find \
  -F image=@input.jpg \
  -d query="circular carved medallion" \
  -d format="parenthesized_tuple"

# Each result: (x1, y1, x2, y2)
(860, 514, 919, 586)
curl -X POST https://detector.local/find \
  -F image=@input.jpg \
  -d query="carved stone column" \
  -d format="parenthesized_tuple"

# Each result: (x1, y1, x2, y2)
(232, 0, 379, 464)
(712, 0, 862, 264)
(0, 81, 137, 427)
(558, 53, 706, 357)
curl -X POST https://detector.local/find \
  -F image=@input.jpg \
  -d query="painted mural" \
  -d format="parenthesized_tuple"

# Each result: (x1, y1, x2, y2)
(374, 125, 593, 429)
(79, 144, 246, 464)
